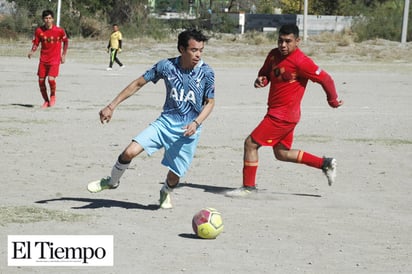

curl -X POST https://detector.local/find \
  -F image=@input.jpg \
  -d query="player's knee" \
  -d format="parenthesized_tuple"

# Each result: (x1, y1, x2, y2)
(117, 153, 131, 165)
(121, 142, 143, 161)
(120, 146, 138, 162)
(273, 146, 287, 161)
(274, 152, 284, 161)
(166, 171, 179, 187)
(120, 150, 135, 162)
(244, 135, 258, 150)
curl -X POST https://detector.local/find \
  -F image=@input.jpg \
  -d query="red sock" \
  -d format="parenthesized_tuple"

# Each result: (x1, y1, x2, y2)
(297, 151, 323, 169)
(243, 161, 258, 187)
(38, 79, 48, 101)
(48, 79, 56, 97)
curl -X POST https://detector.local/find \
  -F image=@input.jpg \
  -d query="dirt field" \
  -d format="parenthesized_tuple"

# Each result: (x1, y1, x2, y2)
(1, 36, 411, 273)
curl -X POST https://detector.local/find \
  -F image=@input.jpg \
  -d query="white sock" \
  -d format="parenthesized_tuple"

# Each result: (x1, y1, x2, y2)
(110, 159, 130, 185)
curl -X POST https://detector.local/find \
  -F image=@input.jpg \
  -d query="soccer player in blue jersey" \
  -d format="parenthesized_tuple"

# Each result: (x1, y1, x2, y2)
(87, 29, 215, 209)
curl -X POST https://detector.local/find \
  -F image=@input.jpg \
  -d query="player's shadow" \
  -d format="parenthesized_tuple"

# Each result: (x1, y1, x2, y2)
(177, 182, 233, 194)
(35, 197, 159, 210)
(270, 192, 322, 198)
(176, 182, 321, 198)
(11, 103, 35, 108)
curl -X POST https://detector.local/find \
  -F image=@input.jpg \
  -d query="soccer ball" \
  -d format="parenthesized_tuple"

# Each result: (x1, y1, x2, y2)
(192, 208, 224, 239)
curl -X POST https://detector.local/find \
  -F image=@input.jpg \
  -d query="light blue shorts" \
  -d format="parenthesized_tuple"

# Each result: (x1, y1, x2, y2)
(132, 117, 201, 177)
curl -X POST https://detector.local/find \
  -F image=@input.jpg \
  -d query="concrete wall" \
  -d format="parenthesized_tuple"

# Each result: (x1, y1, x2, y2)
(224, 13, 353, 34)
(296, 15, 353, 35)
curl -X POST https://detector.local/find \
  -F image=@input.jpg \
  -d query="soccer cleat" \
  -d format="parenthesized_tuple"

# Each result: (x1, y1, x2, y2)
(322, 158, 337, 186)
(49, 96, 56, 107)
(225, 186, 257, 198)
(159, 184, 172, 209)
(87, 177, 119, 193)
(41, 101, 49, 109)
(106, 67, 112, 71)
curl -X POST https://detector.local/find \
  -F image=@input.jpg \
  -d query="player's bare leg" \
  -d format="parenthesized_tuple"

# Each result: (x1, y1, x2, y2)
(87, 141, 143, 193)
(273, 144, 337, 185)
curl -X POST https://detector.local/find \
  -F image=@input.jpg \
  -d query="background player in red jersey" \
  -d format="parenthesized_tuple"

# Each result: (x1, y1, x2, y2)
(226, 24, 344, 197)
(28, 9, 68, 108)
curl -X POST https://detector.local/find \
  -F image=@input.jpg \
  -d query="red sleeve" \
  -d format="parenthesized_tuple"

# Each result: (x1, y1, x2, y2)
(297, 54, 339, 107)
(319, 71, 338, 104)
(31, 28, 41, 51)
(61, 28, 69, 54)
(258, 49, 276, 78)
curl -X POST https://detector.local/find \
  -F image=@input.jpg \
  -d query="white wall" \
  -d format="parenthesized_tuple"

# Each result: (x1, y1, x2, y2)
(297, 14, 353, 35)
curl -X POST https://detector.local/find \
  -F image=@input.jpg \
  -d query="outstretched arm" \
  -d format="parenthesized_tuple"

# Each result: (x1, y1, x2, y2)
(320, 73, 344, 108)
(99, 76, 148, 124)
(298, 54, 343, 108)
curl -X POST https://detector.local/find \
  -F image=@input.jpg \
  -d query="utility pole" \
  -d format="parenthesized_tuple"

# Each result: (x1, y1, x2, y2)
(303, 0, 308, 41)
(56, 0, 62, 27)
(303, 0, 309, 41)
(401, 0, 410, 43)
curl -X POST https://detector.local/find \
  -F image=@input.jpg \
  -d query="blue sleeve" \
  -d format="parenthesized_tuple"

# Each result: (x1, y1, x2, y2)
(143, 60, 166, 84)
(203, 65, 215, 99)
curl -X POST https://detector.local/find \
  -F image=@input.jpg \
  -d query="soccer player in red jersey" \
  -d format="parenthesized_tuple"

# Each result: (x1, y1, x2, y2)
(226, 24, 343, 197)
(28, 10, 68, 108)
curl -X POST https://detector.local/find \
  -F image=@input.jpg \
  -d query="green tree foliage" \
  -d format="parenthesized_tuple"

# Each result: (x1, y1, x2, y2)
(279, 0, 304, 14)
(4, 0, 156, 38)
(352, 0, 411, 41)
(1, 0, 410, 41)
(311, 0, 340, 15)
(277, 0, 400, 15)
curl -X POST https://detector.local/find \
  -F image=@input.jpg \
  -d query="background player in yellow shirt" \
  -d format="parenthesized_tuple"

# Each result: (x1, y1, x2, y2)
(106, 24, 124, 71)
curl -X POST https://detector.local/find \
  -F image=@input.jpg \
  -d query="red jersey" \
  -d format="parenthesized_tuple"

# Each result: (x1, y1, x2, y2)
(32, 25, 68, 65)
(258, 48, 337, 123)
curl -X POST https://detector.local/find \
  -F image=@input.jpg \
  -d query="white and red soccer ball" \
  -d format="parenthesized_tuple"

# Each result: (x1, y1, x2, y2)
(192, 208, 224, 239)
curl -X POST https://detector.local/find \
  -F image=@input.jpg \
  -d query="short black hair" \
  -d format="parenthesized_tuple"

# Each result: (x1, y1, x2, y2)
(42, 10, 54, 19)
(177, 29, 208, 52)
(279, 24, 299, 37)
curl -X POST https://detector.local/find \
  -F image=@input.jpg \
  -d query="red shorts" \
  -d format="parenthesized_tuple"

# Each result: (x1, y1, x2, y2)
(37, 62, 60, 78)
(250, 114, 297, 149)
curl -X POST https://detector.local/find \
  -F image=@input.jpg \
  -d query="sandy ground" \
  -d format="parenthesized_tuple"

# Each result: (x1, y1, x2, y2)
(1, 37, 412, 273)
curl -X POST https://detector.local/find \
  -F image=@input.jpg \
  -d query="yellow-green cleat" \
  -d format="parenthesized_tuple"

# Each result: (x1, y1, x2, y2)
(225, 186, 257, 198)
(87, 177, 119, 193)
(159, 184, 173, 209)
